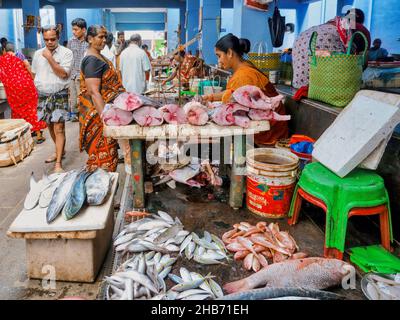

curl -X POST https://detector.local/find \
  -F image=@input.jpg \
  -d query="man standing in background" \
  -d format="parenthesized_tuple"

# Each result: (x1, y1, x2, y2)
(32, 26, 73, 173)
(114, 31, 128, 71)
(67, 18, 88, 122)
(101, 32, 116, 67)
(119, 34, 151, 94)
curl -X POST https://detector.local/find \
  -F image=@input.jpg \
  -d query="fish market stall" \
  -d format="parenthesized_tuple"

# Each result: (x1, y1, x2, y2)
(7, 170, 119, 282)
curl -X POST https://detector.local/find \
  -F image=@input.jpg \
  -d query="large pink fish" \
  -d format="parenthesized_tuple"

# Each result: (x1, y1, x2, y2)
(183, 101, 209, 126)
(132, 107, 163, 127)
(232, 85, 284, 111)
(161, 104, 187, 124)
(212, 103, 249, 126)
(113, 92, 144, 111)
(102, 107, 133, 126)
(224, 258, 354, 294)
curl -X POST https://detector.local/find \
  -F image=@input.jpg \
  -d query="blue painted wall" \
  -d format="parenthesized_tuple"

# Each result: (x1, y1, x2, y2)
(0, 10, 16, 43)
(220, 8, 234, 37)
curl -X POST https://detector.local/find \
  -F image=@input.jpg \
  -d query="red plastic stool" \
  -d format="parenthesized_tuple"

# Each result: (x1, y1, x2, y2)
(288, 187, 392, 260)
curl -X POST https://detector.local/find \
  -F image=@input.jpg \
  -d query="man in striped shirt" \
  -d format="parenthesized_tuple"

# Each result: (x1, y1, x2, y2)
(67, 18, 88, 122)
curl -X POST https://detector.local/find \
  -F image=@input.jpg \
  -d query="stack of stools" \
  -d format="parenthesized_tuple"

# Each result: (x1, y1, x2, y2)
(288, 162, 393, 260)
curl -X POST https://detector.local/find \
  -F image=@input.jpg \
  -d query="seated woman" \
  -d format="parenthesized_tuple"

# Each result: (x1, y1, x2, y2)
(202, 33, 288, 146)
(161, 50, 202, 90)
(79, 25, 126, 172)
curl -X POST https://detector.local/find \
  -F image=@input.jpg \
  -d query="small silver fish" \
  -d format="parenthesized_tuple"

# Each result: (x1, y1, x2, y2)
(180, 235, 193, 254)
(168, 273, 184, 284)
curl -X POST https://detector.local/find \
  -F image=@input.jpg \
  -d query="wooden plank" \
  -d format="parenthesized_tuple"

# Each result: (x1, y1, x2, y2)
(130, 139, 145, 208)
(104, 121, 270, 140)
(229, 135, 246, 209)
(7, 230, 97, 240)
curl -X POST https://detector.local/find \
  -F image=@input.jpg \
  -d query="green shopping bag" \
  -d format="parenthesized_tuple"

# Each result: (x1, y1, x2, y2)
(308, 31, 368, 108)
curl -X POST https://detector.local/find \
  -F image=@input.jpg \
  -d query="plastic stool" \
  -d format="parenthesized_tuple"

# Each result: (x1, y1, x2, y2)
(288, 162, 393, 259)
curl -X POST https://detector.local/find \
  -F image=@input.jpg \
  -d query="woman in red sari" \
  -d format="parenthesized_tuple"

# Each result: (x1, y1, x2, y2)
(0, 43, 46, 142)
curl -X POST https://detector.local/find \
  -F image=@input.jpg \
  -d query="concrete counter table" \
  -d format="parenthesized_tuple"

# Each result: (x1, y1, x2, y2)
(7, 173, 119, 283)
(104, 121, 270, 209)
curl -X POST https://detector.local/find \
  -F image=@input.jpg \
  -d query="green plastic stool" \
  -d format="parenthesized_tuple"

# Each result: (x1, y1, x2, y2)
(288, 162, 393, 257)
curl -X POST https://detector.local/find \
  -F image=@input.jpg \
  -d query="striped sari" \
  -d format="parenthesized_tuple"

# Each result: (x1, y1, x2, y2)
(78, 57, 125, 172)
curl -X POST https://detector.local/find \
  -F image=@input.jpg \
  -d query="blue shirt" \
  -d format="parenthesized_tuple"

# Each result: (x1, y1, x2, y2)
(368, 48, 389, 61)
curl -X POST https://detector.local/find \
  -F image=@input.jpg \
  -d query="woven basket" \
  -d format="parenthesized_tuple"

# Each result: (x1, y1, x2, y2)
(0, 119, 34, 167)
(308, 31, 368, 108)
(247, 42, 281, 76)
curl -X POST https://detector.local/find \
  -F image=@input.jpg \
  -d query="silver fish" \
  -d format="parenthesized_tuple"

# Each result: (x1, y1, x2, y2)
(115, 271, 158, 294)
(159, 266, 172, 280)
(153, 225, 183, 244)
(180, 235, 193, 254)
(208, 278, 224, 298)
(63, 170, 92, 220)
(85, 168, 112, 206)
(180, 268, 193, 282)
(171, 278, 210, 292)
(145, 251, 156, 260)
(191, 272, 214, 296)
(193, 255, 226, 265)
(137, 220, 172, 231)
(114, 233, 136, 247)
(185, 241, 196, 260)
(168, 274, 184, 284)
(24, 173, 41, 210)
(211, 234, 227, 252)
(203, 231, 212, 243)
(39, 174, 66, 208)
(181, 293, 211, 300)
(46, 170, 79, 223)
(176, 289, 210, 300)
(192, 232, 219, 250)
(157, 210, 175, 224)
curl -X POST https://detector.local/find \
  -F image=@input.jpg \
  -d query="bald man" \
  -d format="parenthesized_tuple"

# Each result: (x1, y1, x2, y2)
(119, 34, 151, 94)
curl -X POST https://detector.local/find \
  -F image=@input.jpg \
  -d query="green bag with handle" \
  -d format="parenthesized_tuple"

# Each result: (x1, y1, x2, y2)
(308, 31, 368, 108)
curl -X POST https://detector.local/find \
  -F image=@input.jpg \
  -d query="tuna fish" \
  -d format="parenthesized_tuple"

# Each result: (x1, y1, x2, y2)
(24, 173, 41, 210)
(62, 170, 93, 220)
(114, 92, 144, 111)
(103, 107, 134, 126)
(39, 173, 67, 208)
(169, 164, 202, 187)
(211, 103, 249, 126)
(248, 109, 291, 122)
(132, 107, 164, 127)
(160, 104, 187, 124)
(85, 168, 112, 206)
(46, 170, 79, 223)
(232, 85, 284, 111)
(183, 101, 209, 126)
(223, 258, 354, 294)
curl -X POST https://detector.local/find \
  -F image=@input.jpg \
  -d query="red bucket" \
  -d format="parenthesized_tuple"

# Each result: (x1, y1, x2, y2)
(246, 148, 299, 219)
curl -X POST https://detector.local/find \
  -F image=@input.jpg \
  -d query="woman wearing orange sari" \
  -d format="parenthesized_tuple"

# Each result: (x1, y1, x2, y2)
(203, 33, 288, 146)
(79, 25, 125, 172)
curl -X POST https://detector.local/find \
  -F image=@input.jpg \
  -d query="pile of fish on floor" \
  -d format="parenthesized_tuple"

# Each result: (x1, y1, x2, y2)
(223, 221, 307, 272)
(101, 85, 290, 128)
(106, 210, 226, 300)
(363, 273, 400, 300)
(24, 168, 112, 224)
(151, 158, 223, 189)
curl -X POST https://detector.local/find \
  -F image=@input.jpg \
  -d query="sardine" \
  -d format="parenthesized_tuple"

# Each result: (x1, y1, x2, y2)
(159, 266, 172, 280)
(63, 170, 92, 220)
(115, 271, 158, 294)
(208, 278, 224, 298)
(176, 289, 210, 300)
(39, 174, 66, 208)
(153, 225, 183, 244)
(168, 274, 184, 284)
(180, 235, 193, 254)
(171, 278, 208, 292)
(194, 255, 226, 265)
(157, 210, 175, 224)
(181, 293, 211, 300)
(192, 232, 219, 250)
(85, 168, 112, 206)
(180, 268, 193, 282)
(46, 170, 79, 223)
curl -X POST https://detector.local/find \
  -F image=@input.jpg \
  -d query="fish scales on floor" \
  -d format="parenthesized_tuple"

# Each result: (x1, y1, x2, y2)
(23, 168, 113, 224)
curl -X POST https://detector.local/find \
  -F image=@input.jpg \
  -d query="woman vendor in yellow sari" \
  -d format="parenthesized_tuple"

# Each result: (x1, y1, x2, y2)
(203, 33, 288, 146)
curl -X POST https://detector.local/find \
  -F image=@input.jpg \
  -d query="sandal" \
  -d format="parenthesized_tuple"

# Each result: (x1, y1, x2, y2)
(45, 152, 66, 164)
(53, 162, 65, 173)
(35, 137, 46, 145)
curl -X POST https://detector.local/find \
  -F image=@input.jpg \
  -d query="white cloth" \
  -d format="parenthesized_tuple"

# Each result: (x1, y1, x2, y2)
(101, 45, 116, 68)
(119, 43, 151, 94)
(32, 45, 73, 94)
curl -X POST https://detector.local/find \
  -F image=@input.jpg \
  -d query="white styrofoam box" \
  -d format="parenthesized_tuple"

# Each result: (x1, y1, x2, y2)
(312, 91, 400, 177)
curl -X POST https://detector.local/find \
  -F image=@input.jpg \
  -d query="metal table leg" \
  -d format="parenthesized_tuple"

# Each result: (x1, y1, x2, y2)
(229, 135, 246, 209)
(129, 139, 145, 208)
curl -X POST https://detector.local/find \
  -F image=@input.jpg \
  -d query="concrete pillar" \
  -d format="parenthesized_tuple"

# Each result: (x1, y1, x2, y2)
(233, 0, 273, 53)
(186, 0, 200, 53)
(54, 4, 68, 43)
(103, 9, 112, 33)
(21, 0, 40, 49)
(200, 0, 221, 65)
